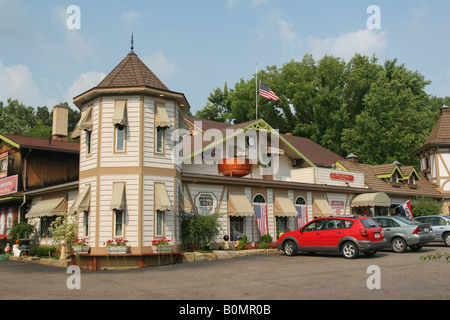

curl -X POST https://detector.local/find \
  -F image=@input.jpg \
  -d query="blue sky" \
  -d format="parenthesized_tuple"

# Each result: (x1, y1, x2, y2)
(0, 0, 449, 113)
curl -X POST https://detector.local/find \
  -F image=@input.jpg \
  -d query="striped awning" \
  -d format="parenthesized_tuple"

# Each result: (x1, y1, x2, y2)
(351, 192, 391, 207)
(227, 191, 254, 217)
(26, 195, 68, 218)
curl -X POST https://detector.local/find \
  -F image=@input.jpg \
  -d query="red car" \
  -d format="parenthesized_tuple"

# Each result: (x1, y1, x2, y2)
(277, 216, 386, 259)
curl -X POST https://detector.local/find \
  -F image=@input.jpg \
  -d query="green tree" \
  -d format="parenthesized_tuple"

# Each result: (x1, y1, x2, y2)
(413, 197, 443, 217)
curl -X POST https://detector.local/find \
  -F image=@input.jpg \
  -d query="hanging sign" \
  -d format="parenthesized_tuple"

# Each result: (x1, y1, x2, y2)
(0, 175, 18, 196)
(330, 172, 354, 182)
(194, 192, 218, 215)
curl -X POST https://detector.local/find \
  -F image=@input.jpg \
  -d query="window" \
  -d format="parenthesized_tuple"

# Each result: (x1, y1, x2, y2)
(295, 196, 306, 205)
(86, 130, 92, 155)
(276, 217, 288, 234)
(156, 210, 164, 237)
(114, 209, 124, 237)
(156, 127, 164, 154)
(230, 216, 244, 241)
(40, 216, 56, 238)
(115, 125, 126, 152)
(302, 219, 325, 231)
(83, 211, 89, 237)
(253, 194, 266, 204)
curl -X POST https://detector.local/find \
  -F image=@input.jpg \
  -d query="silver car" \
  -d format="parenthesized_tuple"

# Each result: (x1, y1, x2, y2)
(372, 216, 434, 253)
(414, 215, 450, 247)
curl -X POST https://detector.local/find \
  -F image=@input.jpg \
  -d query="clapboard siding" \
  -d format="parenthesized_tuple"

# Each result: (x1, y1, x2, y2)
(100, 96, 140, 167)
(98, 174, 139, 247)
(78, 177, 97, 243)
(142, 175, 175, 246)
(80, 100, 99, 172)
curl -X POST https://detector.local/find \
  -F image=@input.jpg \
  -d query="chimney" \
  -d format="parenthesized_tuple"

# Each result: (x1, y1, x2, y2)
(52, 105, 69, 141)
(346, 153, 359, 164)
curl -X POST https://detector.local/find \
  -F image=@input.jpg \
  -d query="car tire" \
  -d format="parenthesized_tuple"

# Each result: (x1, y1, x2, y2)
(283, 240, 297, 256)
(341, 241, 359, 259)
(443, 233, 450, 247)
(391, 237, 407, 253)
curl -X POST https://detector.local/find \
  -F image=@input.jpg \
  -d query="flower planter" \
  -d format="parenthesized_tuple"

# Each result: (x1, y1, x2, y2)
(152, 245, 173, 253)
(106, 246, 130, 254)
(218, 158, 251, 177)
(73, 246, 90, 254)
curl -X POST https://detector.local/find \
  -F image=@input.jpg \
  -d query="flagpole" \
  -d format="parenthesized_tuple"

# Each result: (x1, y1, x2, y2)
(256, 63, 258, 120)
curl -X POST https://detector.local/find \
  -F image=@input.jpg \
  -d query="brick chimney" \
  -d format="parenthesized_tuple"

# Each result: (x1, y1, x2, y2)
(52, 105, 69, 141)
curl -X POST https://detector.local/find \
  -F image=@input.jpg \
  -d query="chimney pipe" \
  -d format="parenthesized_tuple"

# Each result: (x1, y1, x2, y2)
(52, 105, 69, 141)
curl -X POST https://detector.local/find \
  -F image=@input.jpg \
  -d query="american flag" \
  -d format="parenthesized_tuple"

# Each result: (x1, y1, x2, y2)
(296, 205, 308, 229)
(254, 204, 268, 236)
(259, 81, 281, 101)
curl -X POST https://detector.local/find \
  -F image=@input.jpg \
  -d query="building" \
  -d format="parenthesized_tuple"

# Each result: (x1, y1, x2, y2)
(0, 105, 79, 247)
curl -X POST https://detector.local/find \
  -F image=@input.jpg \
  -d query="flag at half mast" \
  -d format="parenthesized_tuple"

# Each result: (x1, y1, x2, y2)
(259, 81, 281, 101)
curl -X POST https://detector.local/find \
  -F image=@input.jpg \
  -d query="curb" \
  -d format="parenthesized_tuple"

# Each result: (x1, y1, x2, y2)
(8, 256, 70, 268)
(181, 248, 282, 263)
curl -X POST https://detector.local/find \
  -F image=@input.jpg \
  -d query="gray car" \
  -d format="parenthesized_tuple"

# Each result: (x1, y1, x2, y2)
(372, 216, 435, 253)
(414, 215, 450, 247)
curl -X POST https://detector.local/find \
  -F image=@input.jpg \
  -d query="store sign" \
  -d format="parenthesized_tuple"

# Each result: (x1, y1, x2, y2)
(0, 175, 18, 196)
(194, 192, 218, 215)
(330, 172, 354, 182)
(0, 152, 7, 178)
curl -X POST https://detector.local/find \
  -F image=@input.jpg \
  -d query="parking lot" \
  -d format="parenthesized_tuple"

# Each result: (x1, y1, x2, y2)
(0, 244, 448, 301)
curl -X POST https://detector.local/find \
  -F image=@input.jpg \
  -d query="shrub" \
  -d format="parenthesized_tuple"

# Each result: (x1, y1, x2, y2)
(259, 234, 273, 244)
(413, 197, 443, 217)
(10, 222, 36, 240)
(35, 246, 58, 257)
(179, 212, 223, 249)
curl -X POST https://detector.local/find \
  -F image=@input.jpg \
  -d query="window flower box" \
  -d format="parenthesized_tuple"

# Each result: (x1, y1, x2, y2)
(152, 237, 173, 253)
(104, 239, 129, 254)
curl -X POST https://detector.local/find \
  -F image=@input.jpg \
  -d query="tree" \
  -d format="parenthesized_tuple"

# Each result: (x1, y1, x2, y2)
(412, 197, 443, 217)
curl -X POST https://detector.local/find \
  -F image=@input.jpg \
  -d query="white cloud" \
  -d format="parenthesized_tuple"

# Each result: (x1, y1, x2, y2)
(308, 29, 388, 61)
(65, 71, 106, 107)
(142, 51, 177, 80)
(0, 60, 56, 107)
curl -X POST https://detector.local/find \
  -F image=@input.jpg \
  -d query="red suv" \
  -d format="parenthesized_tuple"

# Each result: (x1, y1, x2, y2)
(277, 216, 386, 259)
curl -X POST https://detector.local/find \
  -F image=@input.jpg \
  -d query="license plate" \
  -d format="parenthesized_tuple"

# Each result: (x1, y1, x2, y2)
(375, 233, 380, 238)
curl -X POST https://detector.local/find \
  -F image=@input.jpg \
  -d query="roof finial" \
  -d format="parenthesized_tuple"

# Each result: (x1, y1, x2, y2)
(129, 33, 135, 55)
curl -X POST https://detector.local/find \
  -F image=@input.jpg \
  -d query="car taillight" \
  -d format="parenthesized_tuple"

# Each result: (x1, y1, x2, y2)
(359, 229, 369, 238)
(380, 229, 384, 238)
(413, 227, 420, 234)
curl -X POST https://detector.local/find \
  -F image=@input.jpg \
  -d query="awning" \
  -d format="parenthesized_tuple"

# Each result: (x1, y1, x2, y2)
(155, 183, 171, 212)
(351, 192, 391, 207)
(26, 195, 68, 218)
(274, 195, 297, 217)
(71, 106, 93, 138)
(155, 103, 170, 128)
(312, 195, 333, 217)
(227, 191, 254, 217)
(69, 185, 91, 214)
(112, 100, 127, 126)
(179, 188, 192, 213)
(110, 183, 126, 211)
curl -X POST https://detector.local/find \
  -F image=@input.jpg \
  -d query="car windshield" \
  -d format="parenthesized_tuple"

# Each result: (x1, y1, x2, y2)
(360, 218, 379, 228)
(393, 216, 419, 225)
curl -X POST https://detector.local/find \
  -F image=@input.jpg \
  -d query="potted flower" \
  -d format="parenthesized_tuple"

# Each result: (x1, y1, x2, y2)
(104, 238, 129, 254)
(71, 238, 90, 254)
(152, 237, 173, 253)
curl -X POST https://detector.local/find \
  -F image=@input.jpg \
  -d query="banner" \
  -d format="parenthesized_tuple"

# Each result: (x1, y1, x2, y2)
(0, 175, 18, 196)
(399, 200, 413, 218)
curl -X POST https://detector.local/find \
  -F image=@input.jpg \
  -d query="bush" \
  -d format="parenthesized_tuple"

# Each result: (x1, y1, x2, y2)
(35, 246, 58, 257)
(10, 222, 35, 240)
(179, 212, 223, 249)
(413, 197, 443, 217)
(259, 234, 273, 244)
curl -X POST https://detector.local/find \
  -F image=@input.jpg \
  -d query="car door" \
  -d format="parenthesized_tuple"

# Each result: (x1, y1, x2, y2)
(298, 219, 325, 249)
(320, 219, 345, 249)
(430, 217, 446, 241)
(375, 217, 397, 242)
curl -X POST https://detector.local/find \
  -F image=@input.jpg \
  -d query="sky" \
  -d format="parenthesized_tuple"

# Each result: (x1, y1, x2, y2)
(0, 0, 449, 114)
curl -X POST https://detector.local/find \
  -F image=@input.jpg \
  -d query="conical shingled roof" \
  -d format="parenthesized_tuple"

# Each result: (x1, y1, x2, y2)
(412, 106, 450, 154)
(97, 51, 169, 90)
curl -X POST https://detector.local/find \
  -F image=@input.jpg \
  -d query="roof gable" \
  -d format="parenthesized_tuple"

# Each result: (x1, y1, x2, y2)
(413, 106, 450, 154)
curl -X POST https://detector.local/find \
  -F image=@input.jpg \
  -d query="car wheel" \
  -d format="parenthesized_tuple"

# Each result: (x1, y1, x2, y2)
(283, 240, 297, 256)
(391, 237, 407, 253)
(341, 242, 359, 259)
(443, 233, 450, 247)
(409, 245, 423, 251)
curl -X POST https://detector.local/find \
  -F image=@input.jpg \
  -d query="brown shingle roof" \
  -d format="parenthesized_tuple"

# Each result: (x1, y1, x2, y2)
(1, 134, 79, 153)
(413, 107, 450, 154)
(97, 52, 169, 90)
(338, 160, 442, 198)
